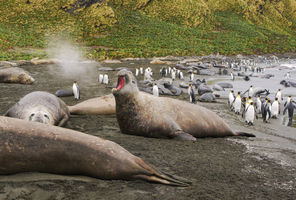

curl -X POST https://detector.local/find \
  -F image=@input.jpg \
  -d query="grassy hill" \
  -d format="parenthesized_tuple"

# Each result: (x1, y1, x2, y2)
(0, 0, 296, 60)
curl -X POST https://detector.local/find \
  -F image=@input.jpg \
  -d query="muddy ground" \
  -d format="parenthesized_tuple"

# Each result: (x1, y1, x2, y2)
(0, 58, 296, 199)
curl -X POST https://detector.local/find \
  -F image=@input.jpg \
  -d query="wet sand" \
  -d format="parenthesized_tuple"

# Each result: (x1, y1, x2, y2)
(1, 58, 296, 199)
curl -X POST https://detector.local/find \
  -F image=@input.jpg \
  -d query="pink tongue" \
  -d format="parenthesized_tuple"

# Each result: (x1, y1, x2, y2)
(116, 77, 124, 90)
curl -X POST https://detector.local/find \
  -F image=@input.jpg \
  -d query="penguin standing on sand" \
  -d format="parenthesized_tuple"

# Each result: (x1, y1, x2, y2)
(256, 95, 262, 114)
(230, 72, 235, 81)
(72, 81, 80, 100)
(248, 85, 253, 97)
(189, 71, 194, 81)
(152, 83, 159, 97)
(188, 84, 196, 104)
(275, 89, 283, 101)
(171, 69, 176, 81)
(228, 90, 234, 110)
(103, 74, 109, 84)
(98, 74, 103, 83)
(245, 102, 256, 125)
(271, 97, 280, 118)
(160, 67, 167, 77)
(179, 71, 184, 79)
(135, 68, 139, 76)
(140, 67, 144, 75)
(233, 92, 242, 114)
(262, 99, 271, 123)
(283, 97, 296, 126)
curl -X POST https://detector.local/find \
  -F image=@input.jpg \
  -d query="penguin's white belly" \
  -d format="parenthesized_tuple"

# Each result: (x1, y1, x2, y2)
(245, 106, 255, 123)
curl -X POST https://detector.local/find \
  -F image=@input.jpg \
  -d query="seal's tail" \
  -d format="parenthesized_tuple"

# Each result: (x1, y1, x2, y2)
(234, 132, 256, 137)
(134, 158, 191, 187)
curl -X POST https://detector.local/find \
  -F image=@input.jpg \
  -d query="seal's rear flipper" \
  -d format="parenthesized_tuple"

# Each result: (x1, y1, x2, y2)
(174, 131, 196, 141)
(134, 158, 192, 187)
(235, 132, 256, 137)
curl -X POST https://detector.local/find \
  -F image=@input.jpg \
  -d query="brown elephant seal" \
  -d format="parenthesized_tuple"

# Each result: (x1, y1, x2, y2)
(112, 69, 255, 141)
(5, 91, 70, 127)
(0, 67, 35, 84)
(0, 116, 189, 186)
(68, 94, 115, 115)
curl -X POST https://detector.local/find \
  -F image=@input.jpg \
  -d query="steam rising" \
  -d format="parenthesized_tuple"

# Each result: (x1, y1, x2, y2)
(46, 37, 98, 80)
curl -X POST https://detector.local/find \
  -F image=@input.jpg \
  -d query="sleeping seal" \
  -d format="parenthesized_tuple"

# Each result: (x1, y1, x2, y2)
(112, 70, 255, 141)
(0, 116, 189, 186)
(5, 91, 70, 127)
(68, 94, 115, 115)
(0, 67, 34, 84)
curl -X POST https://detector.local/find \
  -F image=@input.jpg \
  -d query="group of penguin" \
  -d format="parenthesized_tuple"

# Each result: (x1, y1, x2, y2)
(228, 86, 296, 126)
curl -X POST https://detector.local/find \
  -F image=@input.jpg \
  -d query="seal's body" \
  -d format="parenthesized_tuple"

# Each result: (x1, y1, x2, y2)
(5, 91, 69, 126)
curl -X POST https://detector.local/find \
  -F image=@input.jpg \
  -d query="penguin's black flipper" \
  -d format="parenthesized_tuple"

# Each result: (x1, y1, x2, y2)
(235, 132, 256, 137)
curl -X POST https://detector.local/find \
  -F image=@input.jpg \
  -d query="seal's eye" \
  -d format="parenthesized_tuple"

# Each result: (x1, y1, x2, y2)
(30, 113, 35, 117)
(44, 114, 49, 119)
(132, 80, 136, 84)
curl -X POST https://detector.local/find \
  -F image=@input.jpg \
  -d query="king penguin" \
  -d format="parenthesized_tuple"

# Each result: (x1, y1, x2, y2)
(283, 97, 296, 126)
(233, 92, 242, 114)
(271, 97, 280, 118)
(245, 102, 255, 125)
(188, 84, 196, 104)
(98, 74, 103, 83)
(256, 95, 262, 114)
(103, 74, 109, 84)
(262, 99, 271, 123)
(72, 81, 80, 100)
(228, 90, 234, 110)
(152, 83, 159, 97)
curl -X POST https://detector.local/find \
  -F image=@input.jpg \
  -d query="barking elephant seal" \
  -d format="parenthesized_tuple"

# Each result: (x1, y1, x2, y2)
(5, 91, 70, 127)
(112, 69, 255, 141)
(0, 116, 189, 186)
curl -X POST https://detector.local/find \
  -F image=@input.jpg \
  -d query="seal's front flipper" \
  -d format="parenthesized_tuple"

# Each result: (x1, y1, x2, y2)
(174, 131, 196, 141)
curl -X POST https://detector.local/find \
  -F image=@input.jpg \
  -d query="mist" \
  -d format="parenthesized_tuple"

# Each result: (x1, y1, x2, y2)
(46, 37, 98, 81)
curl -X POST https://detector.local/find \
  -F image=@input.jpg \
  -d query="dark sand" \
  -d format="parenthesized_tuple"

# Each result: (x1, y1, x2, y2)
(1, 59, 296, 199)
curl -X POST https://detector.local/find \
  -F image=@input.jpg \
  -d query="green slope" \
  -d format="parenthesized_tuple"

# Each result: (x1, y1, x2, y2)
(0, 0, 295, 60)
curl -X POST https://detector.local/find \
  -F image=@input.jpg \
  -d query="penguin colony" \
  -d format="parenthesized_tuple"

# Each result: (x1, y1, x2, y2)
(91, 55, 295, 127)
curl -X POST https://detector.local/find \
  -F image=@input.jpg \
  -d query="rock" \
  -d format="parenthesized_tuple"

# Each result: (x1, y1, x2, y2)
(98, 67, 114, 71)
(102, 59, 122, 64)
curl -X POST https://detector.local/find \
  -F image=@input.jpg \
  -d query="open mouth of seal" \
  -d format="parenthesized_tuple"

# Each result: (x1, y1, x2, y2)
(116, 76, 125, 90)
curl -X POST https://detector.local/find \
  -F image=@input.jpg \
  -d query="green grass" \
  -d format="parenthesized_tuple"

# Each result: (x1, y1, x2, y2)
(0, 3, 295, 61)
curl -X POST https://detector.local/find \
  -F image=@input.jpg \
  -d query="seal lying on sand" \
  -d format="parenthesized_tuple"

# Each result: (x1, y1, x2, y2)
(5, 91, 70, 126)
(68, 94, 115, 115)
(0, 116, 189, 186)
(112, 70, 255, 141)
(0, 67, 34, 84)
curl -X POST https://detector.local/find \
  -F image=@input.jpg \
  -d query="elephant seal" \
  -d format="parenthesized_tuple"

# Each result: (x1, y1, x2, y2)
(0, 116, 189, 186)
(0, 67, 34, 84)
(5, 91, 69, 126)
(112, 69, 255, 141)
(68, 94, 115, 115)
(55, 89, 74, 97)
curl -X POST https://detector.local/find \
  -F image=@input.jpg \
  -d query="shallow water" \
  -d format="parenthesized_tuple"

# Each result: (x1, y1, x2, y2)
(1, 58, 296, 199)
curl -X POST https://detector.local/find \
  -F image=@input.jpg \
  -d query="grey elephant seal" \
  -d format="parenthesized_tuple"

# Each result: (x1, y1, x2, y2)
(112, 70, 255, 141)
(0, 67, 34, 84)
(68, 94, 115, 115)
(0, 116, 189, 186)
(5, 91, 70, 126)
